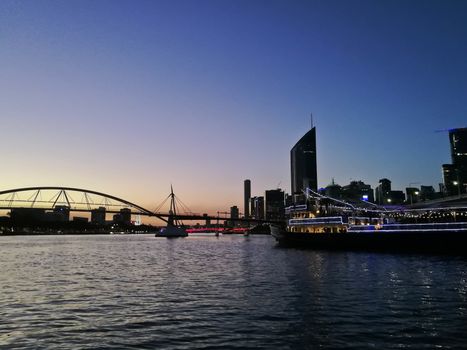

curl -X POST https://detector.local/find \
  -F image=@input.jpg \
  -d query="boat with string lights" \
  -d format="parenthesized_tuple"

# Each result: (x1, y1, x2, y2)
(271, 189, 467, 254)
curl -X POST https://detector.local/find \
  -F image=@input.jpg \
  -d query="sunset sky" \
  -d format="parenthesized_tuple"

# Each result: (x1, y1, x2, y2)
(1, 0, 467, 217)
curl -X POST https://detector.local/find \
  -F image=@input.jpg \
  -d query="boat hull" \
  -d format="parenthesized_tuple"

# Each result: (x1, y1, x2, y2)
(273, 230, 467, 254)
(155, 225, 188, 238)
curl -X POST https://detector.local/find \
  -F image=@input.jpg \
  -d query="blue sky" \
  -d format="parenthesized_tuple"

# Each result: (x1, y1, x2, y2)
(1, 0, 466, 215)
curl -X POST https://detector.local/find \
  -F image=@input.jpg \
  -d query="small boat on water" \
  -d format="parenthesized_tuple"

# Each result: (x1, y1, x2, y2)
(155, 224, 188, 238)
(271, 189, 467, 254)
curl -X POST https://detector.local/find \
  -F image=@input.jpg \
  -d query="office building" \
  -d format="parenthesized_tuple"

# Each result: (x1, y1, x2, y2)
(230, 205, 239, 219)
(324, 179, 343, 199)
(449, 127, 467, 167)
(420, 185, 436, 201)
(10, 208, 46, 223)
(265, 189, 285, 221)
(405, 187, 420, 204)
(244, 179, 251, 218)
(375, 178, 391, 204)
(443, 128, 467, 195)
(228, 206, 239, 227)
(113, 208, 132, 225)
(120, 208, 132, 225)
(291, 126, 317, 196)
(342, 180, 374, 202)
(53, 205, 70, 222)
(389, 190, 405, 205)
(91, 207, 106, 225)
(250, 196, 264, 220)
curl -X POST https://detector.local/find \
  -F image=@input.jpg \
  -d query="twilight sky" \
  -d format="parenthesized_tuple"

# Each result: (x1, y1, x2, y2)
(1, 0, 466, 216)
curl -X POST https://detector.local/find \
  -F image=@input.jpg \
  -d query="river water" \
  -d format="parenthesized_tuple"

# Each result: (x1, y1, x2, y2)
(1, 234, 467, 349)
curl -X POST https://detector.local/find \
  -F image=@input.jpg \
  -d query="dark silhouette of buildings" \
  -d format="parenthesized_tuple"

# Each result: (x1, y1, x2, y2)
(443, 128, 467, 195)
(442, 164, 457, 195)
(342, 181, 374, 202)
(265, 189, 285, 220)
(230, 205, 239, 219)
(53, 205, 70, 222)
(91, 207, 106, 225)
(120, 208, 131, 224)
(323, 180, 374, 203)
(244, 179, 251, 218)
(375, 179, 405, 205)
(419, 185, 436, 201)
(9, 206, 72, 224)
(250, 196, 264, 220)
(405, 187, 420, 204)
(324, 179, 342, 199)
(228, 205, 239, 227)
(291, 126, 317, 196)
(10, 208, 46, 224)
(113, 208, 132, 225)
(203, 213, 211, 226)
(375, 178, 392, 204)
(73, 216, 88, 223)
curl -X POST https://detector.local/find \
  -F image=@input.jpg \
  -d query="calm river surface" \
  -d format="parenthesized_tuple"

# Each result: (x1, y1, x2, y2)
(1, 234, 467, 349)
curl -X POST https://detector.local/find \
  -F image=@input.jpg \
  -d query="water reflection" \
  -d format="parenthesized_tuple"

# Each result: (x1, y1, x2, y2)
(1, 235, 467, 349)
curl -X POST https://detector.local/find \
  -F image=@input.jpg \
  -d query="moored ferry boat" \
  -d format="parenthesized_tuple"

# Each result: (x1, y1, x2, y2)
(271, 189, 467, 254)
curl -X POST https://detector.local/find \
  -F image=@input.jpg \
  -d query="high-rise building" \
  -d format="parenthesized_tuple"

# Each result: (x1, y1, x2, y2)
(291, 126, 317, 196)
(244, 179, 251, 218)
(91, 207, 106, 225)
(120, 208, 132, 225)
(375, 178, 391, 204)
(265, 189, 285, 220)
(444, 128, 467, 195)
(250, 196, 264, 220)
(230, 206, 239, 219)
(449, 127, 467, 167)
(114, 208, 132, 225)
(442, 164, 457, 195)
(227, 206, 240, 228)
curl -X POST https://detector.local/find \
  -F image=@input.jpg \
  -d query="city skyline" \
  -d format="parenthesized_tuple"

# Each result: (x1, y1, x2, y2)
(1, 0, 467, 215)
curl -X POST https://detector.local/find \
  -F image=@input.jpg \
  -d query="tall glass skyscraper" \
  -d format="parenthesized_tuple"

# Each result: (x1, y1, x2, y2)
(244, 179, 251, 218)
(450, 128, 467, 168)
(291, 126, 317, 195)
(444, 128, 467, 195)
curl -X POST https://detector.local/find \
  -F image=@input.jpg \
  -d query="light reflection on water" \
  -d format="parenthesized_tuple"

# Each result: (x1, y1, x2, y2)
(1, 234, 467, 349)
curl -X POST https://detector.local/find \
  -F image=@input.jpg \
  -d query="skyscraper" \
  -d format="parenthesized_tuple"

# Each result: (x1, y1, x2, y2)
(291, 126, 317, 195)
(250, 196, 264, 220)
(375, 178, 391, 204)
(244, 179, 251, 218)
(449, 127, 467, 167)
(443, 128, 467, 195)
(265, 189, 285, 220)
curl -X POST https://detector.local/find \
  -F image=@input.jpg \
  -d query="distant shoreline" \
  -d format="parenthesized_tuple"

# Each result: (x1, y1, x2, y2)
(0, 231, 156, 236)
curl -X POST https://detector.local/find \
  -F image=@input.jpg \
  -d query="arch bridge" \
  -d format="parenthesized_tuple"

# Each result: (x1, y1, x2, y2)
(0, 186, 169, 223)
